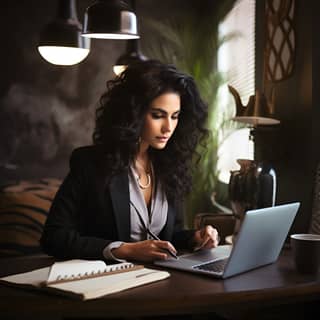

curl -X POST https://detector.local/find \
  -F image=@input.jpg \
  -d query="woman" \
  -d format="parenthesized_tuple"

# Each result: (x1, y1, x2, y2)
(41, 60, 219, 262)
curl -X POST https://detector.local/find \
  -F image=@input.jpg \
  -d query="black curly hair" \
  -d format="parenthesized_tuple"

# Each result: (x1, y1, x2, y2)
(93, 60, 208, 202)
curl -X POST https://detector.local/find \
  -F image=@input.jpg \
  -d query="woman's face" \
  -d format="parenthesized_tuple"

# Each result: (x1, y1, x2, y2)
(140, 92, 181, 150)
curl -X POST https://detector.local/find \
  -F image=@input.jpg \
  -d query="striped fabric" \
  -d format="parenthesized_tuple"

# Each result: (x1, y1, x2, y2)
(0, 179, 61, 257)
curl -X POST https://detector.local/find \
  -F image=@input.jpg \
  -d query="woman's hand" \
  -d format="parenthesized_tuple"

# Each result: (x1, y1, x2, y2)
(111, 240, 177, 262)
(192, 225, 219, 251)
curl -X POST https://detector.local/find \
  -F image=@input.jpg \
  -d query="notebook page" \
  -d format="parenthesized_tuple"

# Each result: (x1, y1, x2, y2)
(0, 265, 170, 300)
(1, 267, 50, 286)
(49, 267, 170, 300)
(47, 259, 107, 283)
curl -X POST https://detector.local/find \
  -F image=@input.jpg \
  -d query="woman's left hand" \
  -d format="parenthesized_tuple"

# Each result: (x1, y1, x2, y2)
(192, 225, 219, 250)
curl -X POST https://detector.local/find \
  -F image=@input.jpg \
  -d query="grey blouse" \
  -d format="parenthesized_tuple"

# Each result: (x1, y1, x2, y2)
(103, 165, 168, 260)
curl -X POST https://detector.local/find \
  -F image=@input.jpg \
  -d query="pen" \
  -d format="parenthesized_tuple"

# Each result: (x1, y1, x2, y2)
(146, 228, 179, 260)
(130, 200, 178, 260)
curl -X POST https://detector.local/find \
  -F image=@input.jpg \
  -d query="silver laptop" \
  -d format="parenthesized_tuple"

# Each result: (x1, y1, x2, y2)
(155, 202, 300, 278)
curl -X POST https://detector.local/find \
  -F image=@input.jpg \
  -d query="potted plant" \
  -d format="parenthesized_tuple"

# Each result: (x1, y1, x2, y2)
(143, 1, 237, 226)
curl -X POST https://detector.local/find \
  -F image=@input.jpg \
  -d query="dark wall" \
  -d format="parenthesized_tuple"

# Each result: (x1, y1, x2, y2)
(0, 0, 188, 182)
(256, 0, 314, 233)
(0, 0, 121, 181)
(314, 2, 320, 169)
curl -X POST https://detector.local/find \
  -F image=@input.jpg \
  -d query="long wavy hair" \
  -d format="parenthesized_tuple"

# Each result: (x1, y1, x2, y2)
(93, 60, 208, 202)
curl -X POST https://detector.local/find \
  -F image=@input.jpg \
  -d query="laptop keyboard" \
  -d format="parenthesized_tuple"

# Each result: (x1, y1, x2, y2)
(193, 258, 228, 273)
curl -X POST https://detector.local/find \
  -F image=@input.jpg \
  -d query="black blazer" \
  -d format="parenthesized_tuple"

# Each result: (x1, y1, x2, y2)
(41, 146, 195, 260)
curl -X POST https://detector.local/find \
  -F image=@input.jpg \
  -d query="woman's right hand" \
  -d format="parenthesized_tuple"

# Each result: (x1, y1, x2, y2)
(111, 240, 177, 262)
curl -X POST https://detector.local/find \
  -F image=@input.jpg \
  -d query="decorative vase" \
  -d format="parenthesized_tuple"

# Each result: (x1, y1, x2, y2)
(229, 159, 276, 237)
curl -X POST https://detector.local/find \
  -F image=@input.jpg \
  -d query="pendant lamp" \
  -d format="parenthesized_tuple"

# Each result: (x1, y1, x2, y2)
(113, 39, 146, 75)
(82, 0, 139, 39)
(38, 0, 90, 66)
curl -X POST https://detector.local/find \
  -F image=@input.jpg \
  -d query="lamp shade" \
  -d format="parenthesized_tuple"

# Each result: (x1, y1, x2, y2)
(113, 39, 146, 75)
(228, 85, 280, 126)
(38, 0, 90, 66)
(82, 0, 139, 39)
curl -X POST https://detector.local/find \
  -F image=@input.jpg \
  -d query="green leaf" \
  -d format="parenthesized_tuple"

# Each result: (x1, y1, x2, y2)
(143, 2, 237, 226)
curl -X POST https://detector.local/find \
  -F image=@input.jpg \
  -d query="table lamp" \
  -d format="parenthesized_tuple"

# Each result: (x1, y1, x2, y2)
(228, 85, 280, 239)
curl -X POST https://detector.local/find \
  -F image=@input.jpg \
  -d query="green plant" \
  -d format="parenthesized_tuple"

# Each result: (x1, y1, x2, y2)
(143, 1, 236, 226)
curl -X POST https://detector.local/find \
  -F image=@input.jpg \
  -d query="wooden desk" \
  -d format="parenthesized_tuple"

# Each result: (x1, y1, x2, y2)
(0, 248, 319, 319)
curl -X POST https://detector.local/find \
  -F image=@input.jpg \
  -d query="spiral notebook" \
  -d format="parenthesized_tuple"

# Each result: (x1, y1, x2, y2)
(0, 259, 170, 300)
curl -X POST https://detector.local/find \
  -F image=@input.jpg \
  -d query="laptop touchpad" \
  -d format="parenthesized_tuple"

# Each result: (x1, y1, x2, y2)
(157, 245, 232, 268)
(180, 245, 232, 263)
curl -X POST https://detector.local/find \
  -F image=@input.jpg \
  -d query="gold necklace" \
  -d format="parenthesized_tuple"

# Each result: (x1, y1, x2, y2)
(138, 173, 151, 189)
(135, 159, 151, 189)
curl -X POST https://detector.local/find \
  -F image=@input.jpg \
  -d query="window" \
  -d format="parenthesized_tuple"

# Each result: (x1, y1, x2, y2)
(216, 0, 256, 184)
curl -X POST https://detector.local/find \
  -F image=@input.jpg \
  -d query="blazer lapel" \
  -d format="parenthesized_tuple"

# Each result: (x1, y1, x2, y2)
(109, 171, 131, 242)
(159, 203, 175, 241)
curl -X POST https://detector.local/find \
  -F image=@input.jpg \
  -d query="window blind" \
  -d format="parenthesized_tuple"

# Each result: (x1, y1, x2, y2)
(216, 0, 256, 183)
(218, 0, 256, 104)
